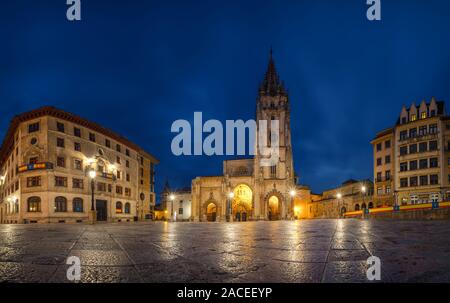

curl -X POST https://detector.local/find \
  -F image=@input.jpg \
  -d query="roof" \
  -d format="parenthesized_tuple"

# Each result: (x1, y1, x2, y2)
(0, 106, 159, 166)
(258, 49, 287, 97)
(395, 100, 446, 125)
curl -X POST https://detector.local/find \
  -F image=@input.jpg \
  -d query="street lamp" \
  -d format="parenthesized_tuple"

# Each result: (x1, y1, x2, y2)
(336, 192, 343, 218)
(228, 192, 234, 222)
(169, 194, 175, 221)
(289, 189, 296, 219)
(88, 169, 97, 224)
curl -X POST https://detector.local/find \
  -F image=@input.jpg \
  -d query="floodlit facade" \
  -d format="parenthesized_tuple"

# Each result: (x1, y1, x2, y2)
(0, 106, 158, 224)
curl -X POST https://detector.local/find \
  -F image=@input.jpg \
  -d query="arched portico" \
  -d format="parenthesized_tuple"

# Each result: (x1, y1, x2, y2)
(231, 184, 253, 221)
(264, 190, 285, 220)
(201, 198, 220, 222)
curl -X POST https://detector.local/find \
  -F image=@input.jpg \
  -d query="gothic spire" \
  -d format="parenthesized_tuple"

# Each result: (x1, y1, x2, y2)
(259, 48, 287, 97)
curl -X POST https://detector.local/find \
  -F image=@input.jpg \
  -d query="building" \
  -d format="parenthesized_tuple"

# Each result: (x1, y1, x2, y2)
(371, 98, 450, 207)
(306, 179, 374, 218)
(371, 128, 395, 207)
(191, 51, 308, 222)
(0, 106, 158, 224)
(160, 183, 192, 221)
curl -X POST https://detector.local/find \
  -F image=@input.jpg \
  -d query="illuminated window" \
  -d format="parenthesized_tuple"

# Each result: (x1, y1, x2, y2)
(27, 196, 41, 212)
(116, 202, 123, 213)
(73, 198, 83, 212)
(421, 112, 427, 119)
(410, 114, 417, 122)
(124, 203, 131, 214)
(55, 196, 67, 212)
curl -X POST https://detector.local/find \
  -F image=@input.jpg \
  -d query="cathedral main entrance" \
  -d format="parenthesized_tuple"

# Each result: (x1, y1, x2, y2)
(206, 203, 217, 222)
(268, 195, 281, 220)
(232, 184, 253, 222)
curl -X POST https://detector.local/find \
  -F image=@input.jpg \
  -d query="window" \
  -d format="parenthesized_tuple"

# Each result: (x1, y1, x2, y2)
(117, 156, 121, 164)
(429, 124, 438, 134)
(126, 173, 130, 182)
(125, 187, 131, 196)
(431, 110, 436, 117)
(74, 159, 83, 170)
(108, 184, 112, 192)
(409, 160, 417, 171)
(57, 122, 65, 133)
(89, 133, 96, 142)
(124, 203, 130, 214)
(376, 143, 382, 151)
(73, 198, 83, 212)
(420, 175, 428, 186)
(376, 172, 382, 182)
(401, 117, 407, 124)
(27, 196, 41, 212)
(385, 140, 391, 149)
(57, 138, 65, 148)
(377, 187, 383, 195)
(117, 170, 121, 179)
(430, 193, 439, 203)
(270, 165, 276, 178)
(386, 186, 391, 194)
(430, 174, 439, 185)
(55, 196, 67, 212)
(430, 158, 438, 168)
(97, 182, 106, 192)
(419, 125, 427, 136)
(27, 176, 41, 187)
(126, 160, 129, 168)
(421, 112, 427, 119)
(116, 144, 121, 152)
(116, 202, 123, 213)
(57, 157, 65, 168)
(410, 195, 419, 205)
(400, 146, 407, 156)
(376, 158, 382, 166)
(429, 140, 438, 151)
(116, 186, 123, 194)
(419, 142, 427, 152)
(74, 142, 81, 151)
(410, 176, 418, 187)
(448, 157, 450, 166)
(400, 131, 407, 140)
(28, 122, 40, 133)
(74, 127, 81, 137)
(140, 157, 144, 165)
(105, 139, 111, 148)
(409, 128, 417, 138)
(385, 170, 391, 180)
(55, 176, 68, 187)
(355, 204, 360, 211)
(72, 178, 83, 189)
(385, 155, 391, 164)
(126, 149, 130, 157)
(400, 178, 408, 188)
(419, 159, 428, 169)
(410, 114, 417, 122)
(409, 144, 417, 154)
(29, 157, 39, 164)
(179, 208, 183, 215)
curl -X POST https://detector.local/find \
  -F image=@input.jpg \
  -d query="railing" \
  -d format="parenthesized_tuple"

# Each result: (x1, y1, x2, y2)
(398, 132, 438, 142)
(344, 201, 450, 217)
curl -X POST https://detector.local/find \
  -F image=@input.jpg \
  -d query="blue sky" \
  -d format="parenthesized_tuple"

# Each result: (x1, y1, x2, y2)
(1, 0, 450, 196)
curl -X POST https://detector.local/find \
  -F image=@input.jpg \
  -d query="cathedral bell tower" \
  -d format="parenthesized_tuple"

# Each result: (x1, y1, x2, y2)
(254, 49, 294, 183)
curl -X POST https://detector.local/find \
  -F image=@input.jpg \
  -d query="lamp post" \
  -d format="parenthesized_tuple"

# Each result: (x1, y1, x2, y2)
(88, 169, 97, 224)
(336, 192, 343, 218)
(169, 194, 175, 221)
(289, 189, 296, 220)
(228, 192, 234, 222)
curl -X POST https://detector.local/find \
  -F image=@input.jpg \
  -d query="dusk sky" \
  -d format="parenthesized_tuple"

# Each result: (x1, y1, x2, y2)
(1, 0, 450, 198)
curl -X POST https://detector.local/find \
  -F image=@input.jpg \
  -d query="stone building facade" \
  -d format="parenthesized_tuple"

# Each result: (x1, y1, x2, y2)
(371, 98, 450, 207)
(0, 106, 158, 224)
(191, 53, 304, 222)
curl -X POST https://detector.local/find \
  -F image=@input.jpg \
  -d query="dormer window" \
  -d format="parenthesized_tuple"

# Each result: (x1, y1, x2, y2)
(410, 114, 417, 122)
(421, 112, 427, 119)
(430, 110, 436, 117)
(401, 117, 407, 124)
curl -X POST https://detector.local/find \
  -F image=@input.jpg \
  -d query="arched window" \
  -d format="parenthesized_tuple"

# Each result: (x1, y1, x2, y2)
(116, 202, 123, 214)
(124, 202, 131, 214)
(340, 207, 347, 215)
(55, 196, 67, 212)
(27, 196, 41, 212)
(361, 203, 367, 209)
(355, 204, 360, 211)
(73, 198, 84, 212)
(368, 202, 374, 209)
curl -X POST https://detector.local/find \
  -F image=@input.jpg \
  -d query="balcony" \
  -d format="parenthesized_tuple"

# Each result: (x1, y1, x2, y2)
(375, 177, 391, 183)
(398, 132, 438, 143)
(17, 162, 54, 174)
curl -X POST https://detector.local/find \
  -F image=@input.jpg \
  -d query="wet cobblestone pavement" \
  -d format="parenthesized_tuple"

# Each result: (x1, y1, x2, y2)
(1, 219, 450, 283)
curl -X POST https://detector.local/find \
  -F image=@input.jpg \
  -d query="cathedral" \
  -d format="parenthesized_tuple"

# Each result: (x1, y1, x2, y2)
(191, 52, 304, 222)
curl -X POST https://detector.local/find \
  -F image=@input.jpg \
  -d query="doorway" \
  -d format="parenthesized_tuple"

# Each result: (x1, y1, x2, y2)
(96, 200, 107, 221)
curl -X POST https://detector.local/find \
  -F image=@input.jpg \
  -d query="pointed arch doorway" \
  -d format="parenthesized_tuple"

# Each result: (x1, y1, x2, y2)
(231, 184, 253, 221)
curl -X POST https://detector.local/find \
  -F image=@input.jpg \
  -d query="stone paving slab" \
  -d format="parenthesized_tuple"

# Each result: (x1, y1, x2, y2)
(0, 219, 450, 283)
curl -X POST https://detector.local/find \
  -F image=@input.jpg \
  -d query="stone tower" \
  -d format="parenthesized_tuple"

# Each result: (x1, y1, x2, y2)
(254, 49, 294, 183)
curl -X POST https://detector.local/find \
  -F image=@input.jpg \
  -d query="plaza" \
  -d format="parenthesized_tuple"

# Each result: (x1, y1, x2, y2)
(1, 219, 450, 283)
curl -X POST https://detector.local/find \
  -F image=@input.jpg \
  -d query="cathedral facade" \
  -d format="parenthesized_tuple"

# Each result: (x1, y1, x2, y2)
(191, 53, 300, 222)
